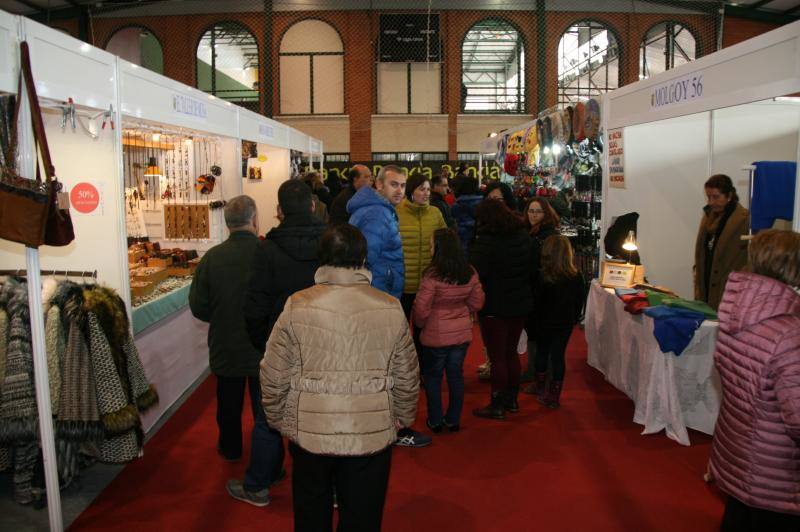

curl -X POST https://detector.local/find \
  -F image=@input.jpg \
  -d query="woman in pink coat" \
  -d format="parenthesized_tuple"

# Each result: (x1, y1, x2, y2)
(709, 229, 800, 532)
(413, 228, 484, 433)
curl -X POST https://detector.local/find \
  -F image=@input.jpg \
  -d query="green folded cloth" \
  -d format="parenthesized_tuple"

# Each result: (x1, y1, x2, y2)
(664, 298, 717, 320)
(643, 290, 718, 320)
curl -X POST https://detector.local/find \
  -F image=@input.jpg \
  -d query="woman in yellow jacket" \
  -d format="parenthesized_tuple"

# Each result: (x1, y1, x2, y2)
(397, 174, 447, 366)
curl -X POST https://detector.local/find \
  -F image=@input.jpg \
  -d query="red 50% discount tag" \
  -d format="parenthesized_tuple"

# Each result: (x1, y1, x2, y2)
(70, 182, 101, 214)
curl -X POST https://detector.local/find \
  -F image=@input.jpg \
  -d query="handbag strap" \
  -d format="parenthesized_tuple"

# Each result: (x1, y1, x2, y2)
(10, 42, 55, 185)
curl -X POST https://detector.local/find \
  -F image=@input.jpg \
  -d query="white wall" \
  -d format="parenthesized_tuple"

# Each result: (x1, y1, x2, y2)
(608, 112, 710, 299)
(606, 99, 800, 300)
(242, 145, 290, 235)
(712, 99, 800, 207)
(0, 109, 128, 297)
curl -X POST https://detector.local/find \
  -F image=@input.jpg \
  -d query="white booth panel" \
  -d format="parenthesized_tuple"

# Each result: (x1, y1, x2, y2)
(289, 128, 307, 152)
(712, 100, 800, 204)
(239, 107, 289, 149)
(607, 113, 711, 300)
(0, 110, 128, 299)
(607, 20, 800, 130)
(118, 59, 239, 140)
(0, 11, 18, 94)
(23, 18, 117, 110)
(243, 145, 290, 235)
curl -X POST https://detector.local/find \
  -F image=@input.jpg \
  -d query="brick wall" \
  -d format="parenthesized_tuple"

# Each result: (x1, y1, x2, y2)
(722, 16, 781, 48)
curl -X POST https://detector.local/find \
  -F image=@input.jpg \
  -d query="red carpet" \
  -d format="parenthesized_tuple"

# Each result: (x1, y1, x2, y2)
(70, 328, 724, 531)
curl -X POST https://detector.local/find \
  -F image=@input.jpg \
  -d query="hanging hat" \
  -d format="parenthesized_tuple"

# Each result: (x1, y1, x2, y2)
(563, 106, 574, 144)
(572, 102, 586, 142)
(196, 174, 216, 195)
(584, 98, 601, 141)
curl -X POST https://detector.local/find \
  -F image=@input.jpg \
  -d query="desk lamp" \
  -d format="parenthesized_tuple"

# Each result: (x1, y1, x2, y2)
(622, 230, 638, 264)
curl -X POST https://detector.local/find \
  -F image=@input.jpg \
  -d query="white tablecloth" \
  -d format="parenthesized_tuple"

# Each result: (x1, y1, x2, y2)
(585, 281, 721, 445)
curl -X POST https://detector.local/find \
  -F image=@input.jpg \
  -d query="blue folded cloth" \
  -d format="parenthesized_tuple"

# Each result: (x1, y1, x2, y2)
(643, 306, 706, 356)
(752, 161, 796, 233)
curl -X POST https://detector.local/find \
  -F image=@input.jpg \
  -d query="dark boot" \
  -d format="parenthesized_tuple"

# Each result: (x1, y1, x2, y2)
(473, 391, 505, 420)
(540, 380, 563, 409)
(505, 387, 519, 413)
(522, 372, 546, 397)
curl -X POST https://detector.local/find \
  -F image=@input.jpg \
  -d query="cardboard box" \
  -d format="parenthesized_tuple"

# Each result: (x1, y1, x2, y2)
(130, 281, 154, 298)
(147, 256, 173, 268)
(167, 266, 193, 277)
(133, 267, 169, 285)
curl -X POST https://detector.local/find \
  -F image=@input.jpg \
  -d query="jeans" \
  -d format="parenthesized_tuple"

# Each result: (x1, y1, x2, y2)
(480, 316, 525, 393)
(216, 375, 285, 491)
(534, 327, 572, 382)
(423, 343, 469, 426)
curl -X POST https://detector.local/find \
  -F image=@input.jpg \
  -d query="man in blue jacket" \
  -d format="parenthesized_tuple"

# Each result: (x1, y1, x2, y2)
(347, 165, 431, 448)
(347, 164, 406, 299)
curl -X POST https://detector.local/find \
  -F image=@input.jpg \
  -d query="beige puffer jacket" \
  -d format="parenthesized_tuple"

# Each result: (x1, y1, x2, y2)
(261, 266, 419, 456)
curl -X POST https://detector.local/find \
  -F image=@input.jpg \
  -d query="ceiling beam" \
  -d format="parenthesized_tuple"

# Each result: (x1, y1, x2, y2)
(748, 0, 776, 9)
(13, 0, 45, 13)
(725, 4, 799, 24)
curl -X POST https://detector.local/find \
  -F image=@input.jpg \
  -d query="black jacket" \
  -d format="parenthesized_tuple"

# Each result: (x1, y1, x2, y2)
(531, 273, 586, 331)
(431, 191, 455, 229)
(469, 228, 533, 318)
(244, 213, 326, 353)
(189, 231, 262, 377)
(329, 186, 356, 226)
(530, 225, 559, 276)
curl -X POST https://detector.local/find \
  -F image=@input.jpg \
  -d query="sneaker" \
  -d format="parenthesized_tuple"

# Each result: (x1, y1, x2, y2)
(226, 479, 270, 507)
(443, 420, 460, 433)
(394, 428, 432, 448)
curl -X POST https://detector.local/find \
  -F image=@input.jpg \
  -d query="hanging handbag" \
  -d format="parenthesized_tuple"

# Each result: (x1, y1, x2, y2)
(0, 42, 74, 248)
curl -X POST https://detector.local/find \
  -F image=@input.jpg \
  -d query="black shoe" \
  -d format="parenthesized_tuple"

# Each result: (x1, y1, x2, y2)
(443, 420, 460, 432)
(394, 428, 433, 447)
(216, 444, 241, 463)
(426, 419, 443, 433)
(473, 391, 506, 420)
(505, 386, 520, 413)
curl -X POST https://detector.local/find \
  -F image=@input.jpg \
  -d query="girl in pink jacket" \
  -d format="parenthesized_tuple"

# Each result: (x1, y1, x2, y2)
(413, 228, 485, 433)
(709, 229, 800, 531)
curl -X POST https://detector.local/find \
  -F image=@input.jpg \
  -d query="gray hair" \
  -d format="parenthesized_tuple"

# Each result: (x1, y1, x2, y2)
(224, 195, 257, 229)
(376, 164, 405, 183)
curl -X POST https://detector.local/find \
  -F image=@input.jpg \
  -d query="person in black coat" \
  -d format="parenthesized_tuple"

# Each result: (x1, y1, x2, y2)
(529, 235, 586, 409)
(521, 197, 560, 385)
(468, 199, 533, 420)
(231, 180, 325, 506)
(329, 164, 374, 226)
(189, 195, 284, 506)
(431, 172, 455, 228)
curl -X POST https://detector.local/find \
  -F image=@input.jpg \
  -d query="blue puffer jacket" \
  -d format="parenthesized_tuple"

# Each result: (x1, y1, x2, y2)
(451, 194, 483, 255)
(347, 186, 405, 298)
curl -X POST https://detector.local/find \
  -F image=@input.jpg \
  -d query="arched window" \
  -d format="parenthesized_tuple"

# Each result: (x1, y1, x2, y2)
(462, 19, 525, 113)
(558, 20, 619, 106)
(196, 22, 259, 111)
(106, 26, 163, 75)
(640, 22, 697, 80)
(279, 20, 344, 115)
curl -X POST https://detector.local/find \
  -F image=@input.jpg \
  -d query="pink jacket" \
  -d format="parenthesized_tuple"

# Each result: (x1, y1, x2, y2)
(412, 270, 485, 348)
(709, 271, 800, 515)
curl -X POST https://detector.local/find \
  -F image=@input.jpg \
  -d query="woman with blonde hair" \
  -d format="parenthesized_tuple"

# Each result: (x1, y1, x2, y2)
(529, 235, 585, 408)
(709, 229, 800, 531)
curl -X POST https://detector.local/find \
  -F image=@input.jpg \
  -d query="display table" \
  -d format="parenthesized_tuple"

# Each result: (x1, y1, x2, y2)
(585, 281, 721, 445)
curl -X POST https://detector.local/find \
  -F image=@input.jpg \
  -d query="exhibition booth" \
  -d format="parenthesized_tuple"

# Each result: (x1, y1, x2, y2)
(587, 19, 800, 445)
(0, 12, 322, 529)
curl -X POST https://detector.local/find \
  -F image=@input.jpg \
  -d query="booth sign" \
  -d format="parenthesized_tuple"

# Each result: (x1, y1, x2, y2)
(608, 129, 625, 189)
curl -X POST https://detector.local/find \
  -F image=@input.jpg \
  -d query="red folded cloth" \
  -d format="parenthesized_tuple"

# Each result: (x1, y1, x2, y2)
(620, 292, 650, 314)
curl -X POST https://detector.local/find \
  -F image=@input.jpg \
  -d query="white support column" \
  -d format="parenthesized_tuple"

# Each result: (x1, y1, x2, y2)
(17, 50, 64, 532)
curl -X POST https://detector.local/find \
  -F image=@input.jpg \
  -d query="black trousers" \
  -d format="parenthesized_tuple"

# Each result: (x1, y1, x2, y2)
(400, 292, 423, 370)
(534, 327, 573, 382)
(290, 442, 392, 532)
(721, 496, 800, 532)
(216, 374, 258, 459)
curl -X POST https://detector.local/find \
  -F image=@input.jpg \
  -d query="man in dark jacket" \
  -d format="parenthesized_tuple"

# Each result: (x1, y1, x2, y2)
(189, 195, 281, 506)
(431, 173, 455, 228)
(329, 164, 373, 226)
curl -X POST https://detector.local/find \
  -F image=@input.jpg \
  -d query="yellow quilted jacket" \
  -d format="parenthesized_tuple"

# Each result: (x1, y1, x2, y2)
(396, 199, 447, 294)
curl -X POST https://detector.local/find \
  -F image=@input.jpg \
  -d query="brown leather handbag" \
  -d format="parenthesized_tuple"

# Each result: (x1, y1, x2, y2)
(0, 42, 74, 247)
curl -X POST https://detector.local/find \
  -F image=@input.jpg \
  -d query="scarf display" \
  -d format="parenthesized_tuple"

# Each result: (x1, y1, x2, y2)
(0, 278, 159, 507)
